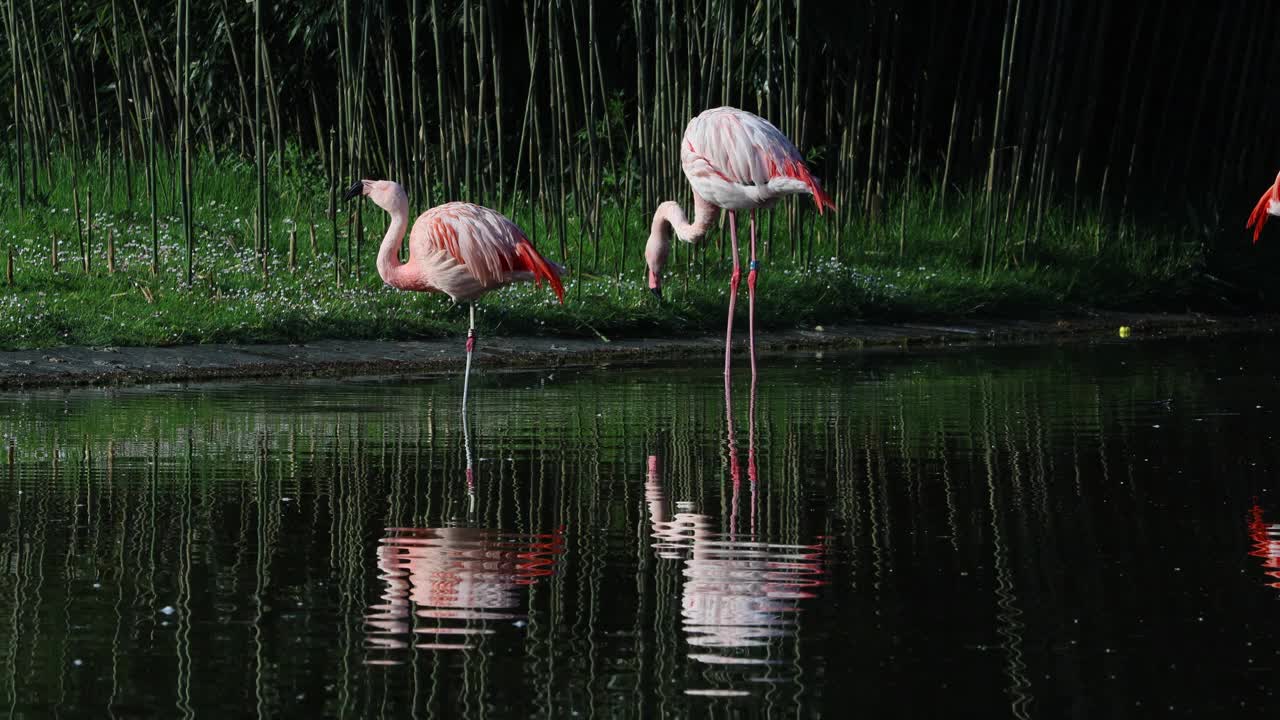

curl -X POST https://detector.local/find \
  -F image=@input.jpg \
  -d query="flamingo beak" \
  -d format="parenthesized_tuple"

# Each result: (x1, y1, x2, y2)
(648, 269, 662, 300)
(342, 180, 365, 202)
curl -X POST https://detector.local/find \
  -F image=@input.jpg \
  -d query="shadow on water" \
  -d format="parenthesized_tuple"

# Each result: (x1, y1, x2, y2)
(3, 336, 1280, 716)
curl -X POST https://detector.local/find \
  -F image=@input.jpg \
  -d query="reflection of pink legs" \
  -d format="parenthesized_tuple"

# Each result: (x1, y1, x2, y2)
(725, 212, 740, 379)
(748, 373, 758, 534)
(747, 209, 758, 379)
(725, 376, 741, 536)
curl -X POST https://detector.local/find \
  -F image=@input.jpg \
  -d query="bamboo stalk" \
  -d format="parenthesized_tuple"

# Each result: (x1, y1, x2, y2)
(410, 0, 422, 204)
(86, 189, 94, 274)
(982, 0, 1021, 276)
(218, 0, 253, 157)
(430, 0, 450, 196)
(254, 0, 267, 269)
(489, 0, 506, 209)
(6, 0, 23, 211)
(146, 99, 158, 276)
(109, 0, 132, 209)
(181, 0, 194, 283)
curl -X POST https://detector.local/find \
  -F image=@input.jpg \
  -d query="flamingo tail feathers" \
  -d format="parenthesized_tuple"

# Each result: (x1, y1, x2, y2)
(778, 158, 836, 214)
(810, 180, 837, 215)
(514, 239, 566, 303)
(1248, 184, 1277, 244)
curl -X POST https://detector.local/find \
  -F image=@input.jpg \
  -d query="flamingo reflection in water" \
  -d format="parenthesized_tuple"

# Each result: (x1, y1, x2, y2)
(364, 525, 565, 661)
(364, 418, 565, 663)
(646, 380, 827, 696)
(1247, 502, 1280, 590)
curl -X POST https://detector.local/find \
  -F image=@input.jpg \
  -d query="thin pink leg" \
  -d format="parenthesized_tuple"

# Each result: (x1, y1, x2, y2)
(462, 302, 477, 515)
(725, 212, 741, 379)
(747, 209, 759, 379)
(462, 303, 476, 412)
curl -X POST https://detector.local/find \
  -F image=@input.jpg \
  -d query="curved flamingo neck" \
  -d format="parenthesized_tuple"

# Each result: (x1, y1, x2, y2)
(375, 207, 415, 289)
(652, 193, 718, 248)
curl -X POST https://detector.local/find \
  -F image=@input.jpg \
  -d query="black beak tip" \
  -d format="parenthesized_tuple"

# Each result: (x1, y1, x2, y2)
(650, 286, 662, 301)
(342, 180, 364, 202)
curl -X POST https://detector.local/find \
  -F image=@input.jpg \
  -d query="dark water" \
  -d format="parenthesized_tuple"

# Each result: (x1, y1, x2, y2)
(3, 334, 1280, 718)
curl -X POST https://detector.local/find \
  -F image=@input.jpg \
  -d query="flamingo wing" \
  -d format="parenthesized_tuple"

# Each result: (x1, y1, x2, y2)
(682, 107, 834, 213)
(414, 203, 565, 302)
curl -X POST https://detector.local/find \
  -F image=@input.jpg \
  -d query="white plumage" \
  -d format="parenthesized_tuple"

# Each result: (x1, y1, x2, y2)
(679, 107, 832, 212)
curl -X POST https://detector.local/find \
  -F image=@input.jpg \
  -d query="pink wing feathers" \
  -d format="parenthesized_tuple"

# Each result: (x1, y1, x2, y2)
(1247, 172, 1280, 244)
(681, 107, 835, 214)
(417, 203, 565, 302)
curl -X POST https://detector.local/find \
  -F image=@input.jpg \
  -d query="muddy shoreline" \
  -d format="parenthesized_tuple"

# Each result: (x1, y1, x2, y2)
(0, 311, 1273, 389)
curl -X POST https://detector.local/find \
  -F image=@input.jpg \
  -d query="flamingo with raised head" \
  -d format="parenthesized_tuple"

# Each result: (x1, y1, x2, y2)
(644, 106, 835, 378)
(1247, 171, 1280, 243)
(343, 180, 565, 407)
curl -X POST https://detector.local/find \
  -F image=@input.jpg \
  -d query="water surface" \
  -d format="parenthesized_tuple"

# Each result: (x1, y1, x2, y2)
(3, 335, 1280, 717)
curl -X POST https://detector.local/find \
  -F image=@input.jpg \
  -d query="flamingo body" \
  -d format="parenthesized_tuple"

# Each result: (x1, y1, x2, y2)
(406, 201, 565, 302)
(1247, 171, 1280, 244)
(680, 107, 834, 213)
(345, 181, 564, 304)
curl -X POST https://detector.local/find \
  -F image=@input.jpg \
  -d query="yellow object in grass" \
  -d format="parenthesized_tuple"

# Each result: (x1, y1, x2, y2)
(1118, 326, 1131, 338)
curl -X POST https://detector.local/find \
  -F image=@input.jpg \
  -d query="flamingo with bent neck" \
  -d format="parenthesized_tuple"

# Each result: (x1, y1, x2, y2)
(644, 106, 834, 381)
(343, 179, 565, 407)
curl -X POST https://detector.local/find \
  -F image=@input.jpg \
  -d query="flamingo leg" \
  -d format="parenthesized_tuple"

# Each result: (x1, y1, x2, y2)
(725, 212, 741, 379)
(462, 303, 477, 413)
(462, 394, 476, 515)
(747, 208, 759, 378)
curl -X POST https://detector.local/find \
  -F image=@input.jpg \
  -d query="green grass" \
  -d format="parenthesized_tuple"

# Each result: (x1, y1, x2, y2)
(0, 148, 1218, 351)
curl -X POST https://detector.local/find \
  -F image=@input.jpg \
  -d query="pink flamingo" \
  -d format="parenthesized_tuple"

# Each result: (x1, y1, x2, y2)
(644, 106, 835, 377)
(1247, 170, 1280, 243)
(343, 180, 565, 405)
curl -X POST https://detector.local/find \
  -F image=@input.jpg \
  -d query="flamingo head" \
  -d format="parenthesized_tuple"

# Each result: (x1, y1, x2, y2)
(643, 245, 666, 300)
(644, 217, 673, 301)
(343, 179, 408, 215)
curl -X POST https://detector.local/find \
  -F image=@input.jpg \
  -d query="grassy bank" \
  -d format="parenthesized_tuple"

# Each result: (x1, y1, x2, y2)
(0, 150, 1225, 351)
